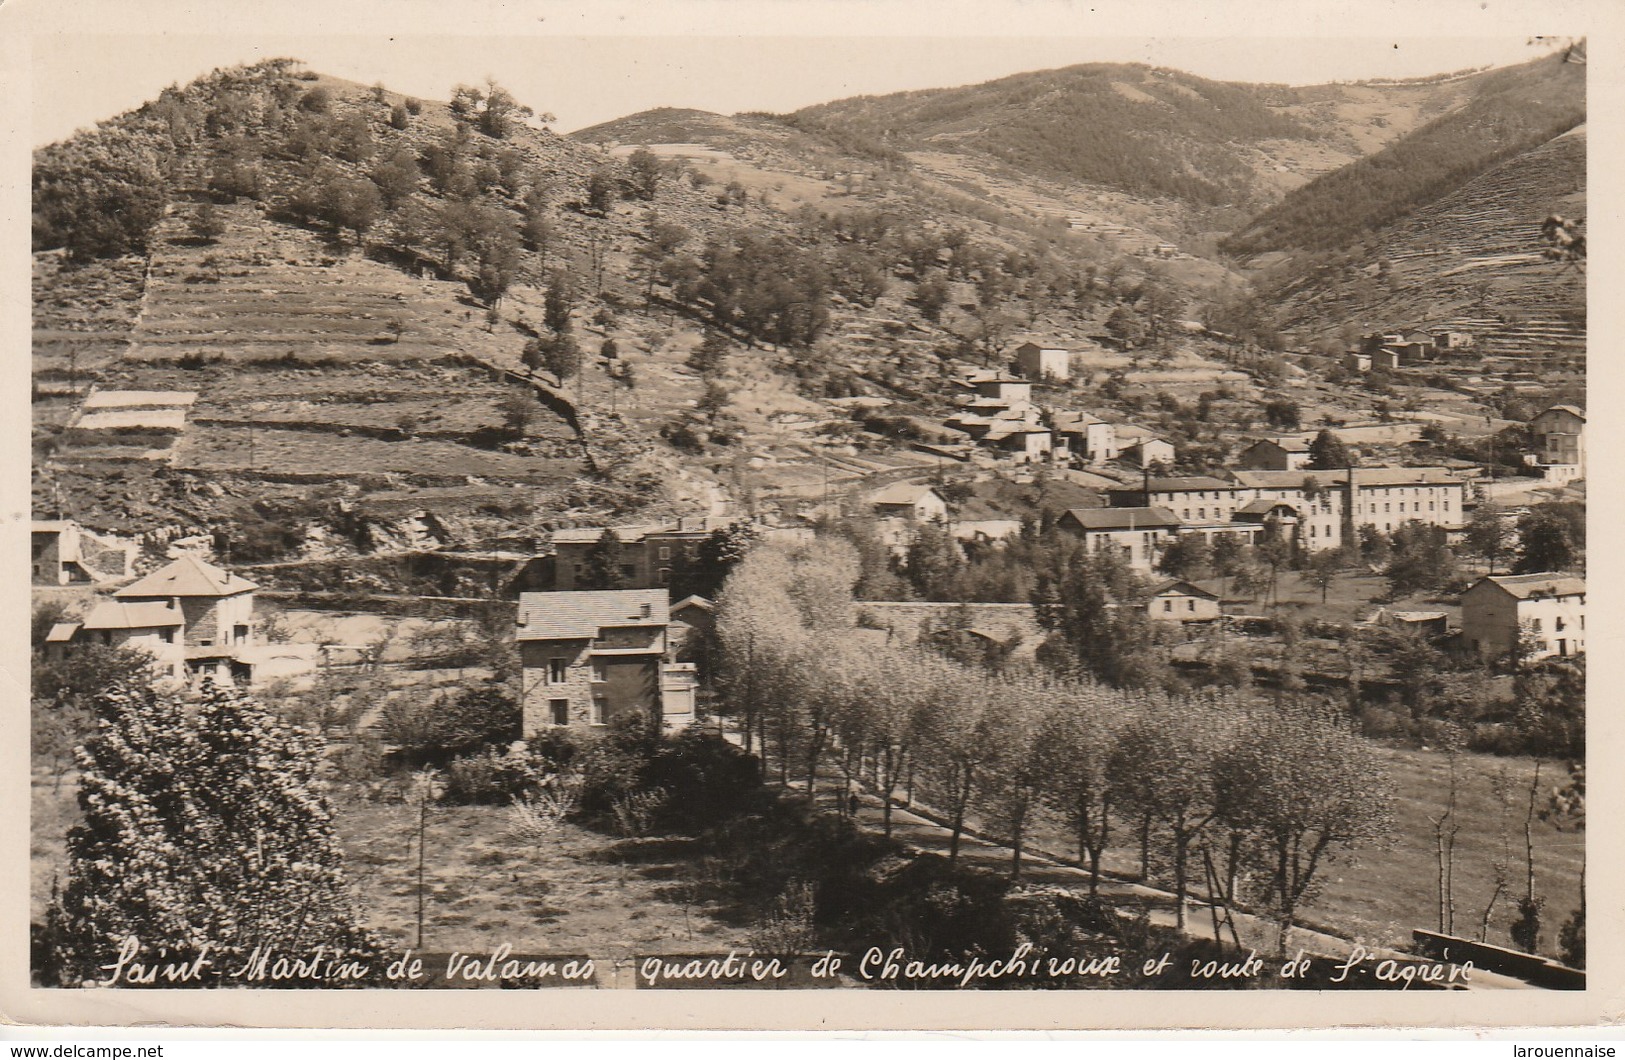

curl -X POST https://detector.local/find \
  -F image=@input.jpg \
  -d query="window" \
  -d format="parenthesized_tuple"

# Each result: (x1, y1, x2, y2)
(549, 658, 567, 683)
(1555, 617, 1566, 632)
(1187, 599, 1196, 612)
(160, 629, 174, 644)
(1198, 508, 1206, 520)
(1384, 503, 1390, 513)
(592, 664, 607, 682)
(1531, 619, 1542, 632)
(549, 699, 569, 726)
(590, 696, 608, 726)
(658, 567, 671, 585)
(234, 623, 249, 643)
(199, 638, 213, 647)
(658, 546, 671, 561)
(1164, 600, 1173, 613)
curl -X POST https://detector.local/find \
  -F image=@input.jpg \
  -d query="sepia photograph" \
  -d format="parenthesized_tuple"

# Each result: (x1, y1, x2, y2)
(6, 0, 1610, 1033)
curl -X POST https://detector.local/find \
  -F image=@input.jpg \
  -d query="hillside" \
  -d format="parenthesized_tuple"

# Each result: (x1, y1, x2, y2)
(1263, 123, 1585, 364)
(37, 60, 1232, 563)
(1223, 49, 1585, 258)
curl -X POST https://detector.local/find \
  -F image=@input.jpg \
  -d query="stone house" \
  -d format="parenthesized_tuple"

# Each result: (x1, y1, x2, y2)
(1237, 437, 1312, 471)
(1058, 507, 1182, 572)
(1013, 342, 1071, 382)
(31, 520, 136, 586)
(517, 589, 695, 733)
(1530, 405, 1585, 483)
(48, 554, 259, 685)
(1460, 574, 1585, 661)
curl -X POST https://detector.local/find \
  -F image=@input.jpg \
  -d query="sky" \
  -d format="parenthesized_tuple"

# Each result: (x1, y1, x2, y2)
(19, 3, 1583, 147)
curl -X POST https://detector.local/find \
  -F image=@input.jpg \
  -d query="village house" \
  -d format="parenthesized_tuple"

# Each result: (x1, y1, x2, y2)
(870, 482, 949, 522)
(550, 516, 776, 591)
(1460, 573, 1585, 661)
(1237, 437, 1312, 472)
(1049, 410, 1118, 465)
(1013, 342, 1071, 382)
(48, 554, 260, 685)
(1530, 404, 1585, 483)
(994, 427, 1054, 464)
(1343, 351, 1373, 374)
(517, 588, 696, 733)
(974, 376, 1034, 406)
(1146, 580, 1222, 623)
(31, 520, 136, 586)
(1120, 438, 1176, 469)
(1058, 507, 1181, 572)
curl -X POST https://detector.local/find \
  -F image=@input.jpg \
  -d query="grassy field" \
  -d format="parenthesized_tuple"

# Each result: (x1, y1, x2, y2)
(31, 769, 754, 963)
(994, 742, 1583, 960)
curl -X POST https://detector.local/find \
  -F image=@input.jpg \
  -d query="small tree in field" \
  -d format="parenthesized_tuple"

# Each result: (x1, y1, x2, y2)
(44, 681, 378, 986)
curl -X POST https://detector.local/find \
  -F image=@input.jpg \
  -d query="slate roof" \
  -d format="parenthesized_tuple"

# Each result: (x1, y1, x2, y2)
(1113, 476, 1231, 493)
(516, 589, 670, 641)
(1474, 574, 1586, 600)
(1061, 507, 1181, 531)
(114, 555, 256, 599)
(1230, 467, 1461, 489)
(871, 482, 943, 507)
(1149, 580, 1220, 600)
(81, 600, 185, 630)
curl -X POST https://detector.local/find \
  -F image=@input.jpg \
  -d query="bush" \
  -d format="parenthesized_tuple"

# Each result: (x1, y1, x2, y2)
(441, 745, 546, 805)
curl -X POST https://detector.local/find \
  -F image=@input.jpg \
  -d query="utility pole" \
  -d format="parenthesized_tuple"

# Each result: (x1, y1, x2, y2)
(415, 793, 427, 950)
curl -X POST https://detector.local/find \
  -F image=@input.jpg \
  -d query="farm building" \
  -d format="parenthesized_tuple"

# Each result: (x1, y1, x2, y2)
(1237, 437, 1312, 471)
(870, 482, 949, 522)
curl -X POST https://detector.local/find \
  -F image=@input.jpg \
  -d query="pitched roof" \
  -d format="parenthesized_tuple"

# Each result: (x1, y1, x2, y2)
(1536, 404, 1586, 421)
(1149, 580, 1219, 600)
(1474, 574, 1586, 600)
(1062, 506, 1181, 531)
(549, 523, 668, 545)
(46, 622, 81, 643)
(1237, 498, 1298, 516)
(1113, 476, 1230, 493)
(81, 600, 185, 630)
(517, 589, 670, 641)
(114, 554, 256, 599)
(871, 482, 943, 507)
(1245, 436, 1311, 452)
(671, 594, 715, 614)
(1230, 467, 1461, 489)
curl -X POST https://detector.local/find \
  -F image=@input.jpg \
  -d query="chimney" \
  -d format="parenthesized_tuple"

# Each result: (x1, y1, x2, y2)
(641, 603, 652, 619)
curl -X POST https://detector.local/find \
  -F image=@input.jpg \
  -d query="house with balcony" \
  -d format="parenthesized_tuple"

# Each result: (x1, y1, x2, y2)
(517, 588, 696, 733)
(1530, 405, 1585, 483)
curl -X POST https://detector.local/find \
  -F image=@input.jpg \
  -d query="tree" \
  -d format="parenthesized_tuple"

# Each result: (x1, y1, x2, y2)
(1464, 501, 1514, 574)
(580, 530, 627, 590)
(533, 334, 581, 387)
(1104, 305, 1148, 349)
(368, 148, 420, 208)
(1156, 534, 1211, 581)
(1109, 701, 1233, 930)
(1514, 509, 1579, 573)
(586, 169, 615, 214)
(543, 273, 575, 334)
(914, 275, 951, 323)
(1386, 522, 1456, 598)
(1214, 702, 1395, 952)
(626, 148, 664, 200)
(188, 202, 226, 243)
(1262, 399, 1301, 431)
(500, 389, 537, 434)
(1306, 429, 1353, 470)
(1305, 550, 1341, 604)
(687, 329, 730, 377)
(43, 681, 378, 986)
(1037, 687, 1122, 896)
